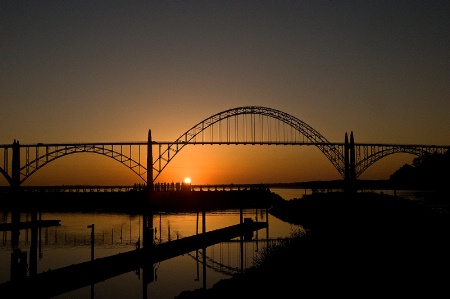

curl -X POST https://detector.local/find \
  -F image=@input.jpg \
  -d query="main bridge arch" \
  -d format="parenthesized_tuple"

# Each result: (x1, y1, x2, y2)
(152, 106, 346, 181)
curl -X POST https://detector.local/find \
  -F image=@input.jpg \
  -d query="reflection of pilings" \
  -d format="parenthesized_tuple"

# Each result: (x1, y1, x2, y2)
(201, 208, 206, 289)
(240, 235, 244, 274)
(0, 219, 61, 231)
(159, 214, 162, 242)
(87, 224, 94, 261)
(87, 224, 95, 299)
(1, 211, 271, 249)
(202, 210, 206, 234)
(194, 249, 199, 281)
(29, 211, 38, 278)
(0, 221, 267, 297)
(196, 212, 199, 235)
(266, 207, 269, 248)
(0, 227, 139, 248)
(254, 208, 259, 252)
(11, 210, 20, 250)
(10, 249, 27, 280)
(39, 213, 43, 260)
(202, 246, 206, 290)
(142, 211, 155, 287)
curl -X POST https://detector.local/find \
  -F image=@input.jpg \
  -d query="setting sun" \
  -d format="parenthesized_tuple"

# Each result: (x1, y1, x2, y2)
(184, 177, 191, 184)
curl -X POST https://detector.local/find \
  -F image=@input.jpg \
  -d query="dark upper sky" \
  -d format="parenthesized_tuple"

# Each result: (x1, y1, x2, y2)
(1, 1, 449, 184)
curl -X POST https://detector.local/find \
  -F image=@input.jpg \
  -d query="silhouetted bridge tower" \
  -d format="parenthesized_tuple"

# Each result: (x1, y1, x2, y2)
(1, 106, 448, 191)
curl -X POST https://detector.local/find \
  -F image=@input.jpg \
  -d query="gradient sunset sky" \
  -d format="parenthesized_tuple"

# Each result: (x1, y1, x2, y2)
(1, 1, 449, 186)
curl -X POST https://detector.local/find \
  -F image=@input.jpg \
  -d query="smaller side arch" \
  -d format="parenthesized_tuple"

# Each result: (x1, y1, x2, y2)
(355, 145, 448, 178)
(19, 144, 148, 185)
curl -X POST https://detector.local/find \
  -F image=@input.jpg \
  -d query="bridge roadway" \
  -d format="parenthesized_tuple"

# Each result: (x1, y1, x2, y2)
(0, 220, 267, 298)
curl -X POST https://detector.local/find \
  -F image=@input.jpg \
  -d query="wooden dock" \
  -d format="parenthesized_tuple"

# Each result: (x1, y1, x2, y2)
(0, 220, 267, 298)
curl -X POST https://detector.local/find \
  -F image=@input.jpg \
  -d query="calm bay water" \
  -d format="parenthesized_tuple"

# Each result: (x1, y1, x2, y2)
(0, 190, 303, 299)
(2, 188, 436, 298)
(270, 188, 311, 200)
(272, 187, 431, 202)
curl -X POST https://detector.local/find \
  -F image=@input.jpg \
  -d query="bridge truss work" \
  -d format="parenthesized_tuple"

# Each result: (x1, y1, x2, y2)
(1, 106, 448, 189)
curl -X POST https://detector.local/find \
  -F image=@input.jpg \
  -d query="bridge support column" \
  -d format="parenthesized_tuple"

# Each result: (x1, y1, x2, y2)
(144, 130, 156, 285)
(11, 140, 20, 192)
(344, 133, 350, 183)
(146, 130, 154, 235)
(344, 132, 356, 193)
(350, 131, 356, 184)
(147, 130, 153, 193)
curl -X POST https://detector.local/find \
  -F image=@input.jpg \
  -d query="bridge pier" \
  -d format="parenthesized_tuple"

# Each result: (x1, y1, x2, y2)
(147, 130, 153, 193)
(142, 130, 156, 291)
(11, 140, 21, 192)
(344, 132, 356, 193)
(145, 129, 156, 260)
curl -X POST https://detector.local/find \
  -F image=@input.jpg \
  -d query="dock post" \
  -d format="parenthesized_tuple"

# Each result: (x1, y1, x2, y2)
(87, 224, 95, 298)
(87, 224, 94, 261)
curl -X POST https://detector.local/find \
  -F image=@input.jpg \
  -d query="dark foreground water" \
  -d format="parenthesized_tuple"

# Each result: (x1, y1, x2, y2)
(2, 189, 447, 298)
(0, 191, 302, 299)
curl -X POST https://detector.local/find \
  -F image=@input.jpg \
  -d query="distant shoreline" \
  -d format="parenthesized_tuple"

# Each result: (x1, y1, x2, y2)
(1, 186, 446, 214)
(0, 178, 441, 194)
(0, 188, 284, 213)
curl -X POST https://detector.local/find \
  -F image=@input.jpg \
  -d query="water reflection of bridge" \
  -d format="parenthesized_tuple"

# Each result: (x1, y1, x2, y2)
(0, 208, 276, 298)
(0, 217, 267, 297)
(1, 212, 278, 280)
(2, 212, 275, 274)
(186, 238, 285, 276)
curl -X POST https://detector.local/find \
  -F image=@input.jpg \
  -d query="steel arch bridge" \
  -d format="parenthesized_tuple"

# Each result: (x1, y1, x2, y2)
(1, 106, 448, 189)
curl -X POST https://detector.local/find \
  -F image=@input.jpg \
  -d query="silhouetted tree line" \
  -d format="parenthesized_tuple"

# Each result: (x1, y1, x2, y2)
(389, 150, 450, 190)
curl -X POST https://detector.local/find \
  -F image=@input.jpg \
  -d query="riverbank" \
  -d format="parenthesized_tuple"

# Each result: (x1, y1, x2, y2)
(176, 191, 450, 298)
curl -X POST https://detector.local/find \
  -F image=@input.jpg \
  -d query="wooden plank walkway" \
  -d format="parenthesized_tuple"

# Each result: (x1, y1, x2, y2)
(0, 220, 267, 298)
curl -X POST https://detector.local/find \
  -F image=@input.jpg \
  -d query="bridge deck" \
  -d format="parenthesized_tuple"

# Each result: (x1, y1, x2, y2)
(0, 220, 267, 298)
